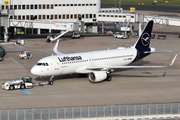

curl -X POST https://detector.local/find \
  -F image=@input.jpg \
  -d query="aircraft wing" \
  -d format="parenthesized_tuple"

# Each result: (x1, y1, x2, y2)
(53, 39, 65, 55)
(86, 54, 177, 70)
(0, 35, 22, 45)
(0, 42, 15, 45)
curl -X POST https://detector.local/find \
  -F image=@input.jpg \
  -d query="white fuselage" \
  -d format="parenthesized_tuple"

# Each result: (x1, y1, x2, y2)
(31, 48, 137, 76)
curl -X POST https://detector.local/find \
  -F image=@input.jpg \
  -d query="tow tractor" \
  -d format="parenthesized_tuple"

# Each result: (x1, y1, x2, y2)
(18, 51, 33, 59)
(2, 76, 48, 90)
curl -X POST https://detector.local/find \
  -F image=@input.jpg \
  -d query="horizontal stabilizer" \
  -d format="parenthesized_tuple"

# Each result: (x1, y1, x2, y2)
(144, 50, 172, 53)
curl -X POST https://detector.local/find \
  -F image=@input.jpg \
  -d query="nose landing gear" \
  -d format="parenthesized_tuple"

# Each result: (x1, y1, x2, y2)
(48, 76, 54, 85)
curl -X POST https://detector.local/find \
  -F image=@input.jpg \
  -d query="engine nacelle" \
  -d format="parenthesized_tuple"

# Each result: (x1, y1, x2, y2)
(89, 71, 107, 83)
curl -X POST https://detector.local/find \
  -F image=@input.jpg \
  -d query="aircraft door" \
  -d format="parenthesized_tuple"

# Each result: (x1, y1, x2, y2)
(53, 58, 60, 70)
(53, 58, 62, 74)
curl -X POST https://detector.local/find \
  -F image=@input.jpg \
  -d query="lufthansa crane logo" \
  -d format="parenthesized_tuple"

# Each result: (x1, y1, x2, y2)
(141, 32, 150, 46)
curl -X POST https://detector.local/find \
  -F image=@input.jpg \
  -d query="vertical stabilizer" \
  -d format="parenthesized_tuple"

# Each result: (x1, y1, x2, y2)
(133, 20, 154, 49)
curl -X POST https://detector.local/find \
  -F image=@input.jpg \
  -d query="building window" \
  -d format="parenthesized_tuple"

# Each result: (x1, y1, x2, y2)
(70, 15, 73, 19)
(66, 15, 69, 19)
(26, 5, 29, 9)
(115, 15, 118, 17)
(31, 5, 33, 9)
(99, 15, 102, 17)
(82, 14, 84, 18)
(62, 15, 65, 19)
(67, 4, 69, 6)
(123, 16, 126, 18)
(51, 4, 54, 9)
(90, 14, 92, 18)
(63, 4, 66, 6)
(34, 15, 37, 19)
(14, 16, 17, 19)
(38, 15, 41, 20)
(103, 15, 106, 17)
(78, 4, 81, 6)
(43, 15, 45, 19)
(2, 5, 4, 10)
(6, 6, 8, 9)
(14, 5, 17, 9)
(10, 16, 13, 19)
(86, 4, 89, 6)
(119, 15, 122, 17)
(22, 5, 25, 9)
(10, 5, 13, 10)
(31, 15, 34, 20)
(74, 14, 77, 19)
(35, 5, 37, 9)
(107, 15, 110, 17)
(70, 4, 73, 6)
(18, 5, 21, 9)
(94, 14, 96, 18)
(18, 16, 21, 20)
(47, 15, 49, 19)
(39, 5, 41, 9)
(47, 5, 49, 9)
(51, 15, 53, 19)
(55, 4, 58, 6)
(90, 4, 92, 6)
(59, 15, 61, 19)
(86, 14, 89, 18)
(59, 4, 61, 6)
(43, 4, 46, 9)
(94, 4, 96, 6)
(131, 16, 134, 18)
(111, 15, 114, 17)
(82, 4, 85, 6)
(74, 4, 77, 6)
(55, 15, 57, 19)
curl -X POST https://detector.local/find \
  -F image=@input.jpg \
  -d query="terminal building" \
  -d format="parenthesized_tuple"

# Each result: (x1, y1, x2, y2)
(0, 0, 101, 36)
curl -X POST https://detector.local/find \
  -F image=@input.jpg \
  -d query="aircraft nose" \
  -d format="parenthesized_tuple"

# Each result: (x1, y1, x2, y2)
(31, 66, 38, 75)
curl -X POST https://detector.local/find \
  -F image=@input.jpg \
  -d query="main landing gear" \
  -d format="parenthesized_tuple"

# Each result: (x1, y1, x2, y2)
(48, 76, 54, 85)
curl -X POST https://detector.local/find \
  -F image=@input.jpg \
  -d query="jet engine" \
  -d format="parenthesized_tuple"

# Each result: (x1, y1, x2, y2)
(88, 71, 107, 83)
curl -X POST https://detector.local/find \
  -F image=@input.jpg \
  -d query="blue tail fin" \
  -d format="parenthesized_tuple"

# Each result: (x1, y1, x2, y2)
(133, 20, 153, 49)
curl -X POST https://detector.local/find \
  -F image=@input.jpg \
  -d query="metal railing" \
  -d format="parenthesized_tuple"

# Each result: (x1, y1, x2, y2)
(1, 103, 180, 120)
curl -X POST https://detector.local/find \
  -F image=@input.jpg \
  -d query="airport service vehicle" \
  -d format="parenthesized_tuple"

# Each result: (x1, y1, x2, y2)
(31, 20, 177, 85)
(18, 51, 32, 59)
(0, 45, 5, 61)
(71, 32, 80, 39)
(113, 32, 120, 38)
(116, 34, 128, 39)
(2, 76, 33, 90)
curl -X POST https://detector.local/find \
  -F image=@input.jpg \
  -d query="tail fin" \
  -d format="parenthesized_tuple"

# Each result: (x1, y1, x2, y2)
(133, 20, 154, 49)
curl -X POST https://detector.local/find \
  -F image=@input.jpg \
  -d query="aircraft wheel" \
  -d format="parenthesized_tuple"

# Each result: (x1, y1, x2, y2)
(106, 76, 112, 82)
(49, 81, 53, 85)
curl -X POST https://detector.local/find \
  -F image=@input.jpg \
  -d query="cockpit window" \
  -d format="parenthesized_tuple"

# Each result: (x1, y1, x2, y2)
(36, 63, 49, 66)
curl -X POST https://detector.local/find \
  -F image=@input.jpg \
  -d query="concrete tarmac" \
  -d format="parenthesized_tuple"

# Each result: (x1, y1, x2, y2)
(0, 24, 180, 110)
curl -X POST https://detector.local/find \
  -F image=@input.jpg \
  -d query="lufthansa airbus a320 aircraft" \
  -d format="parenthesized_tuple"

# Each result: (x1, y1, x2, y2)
(31, 20, 177, 85)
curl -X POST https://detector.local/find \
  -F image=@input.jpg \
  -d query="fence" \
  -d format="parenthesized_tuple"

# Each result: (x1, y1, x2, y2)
(1, 103, 180, 120)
